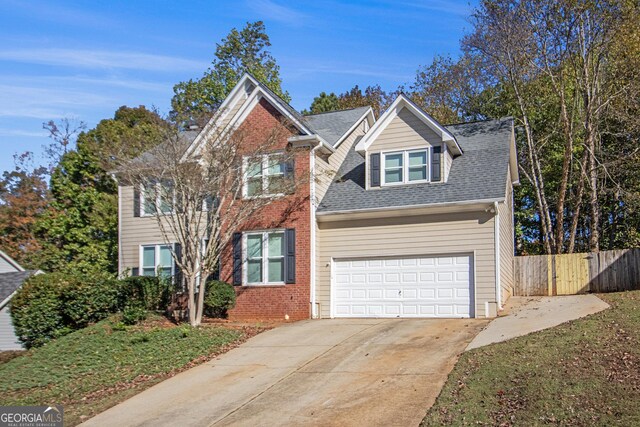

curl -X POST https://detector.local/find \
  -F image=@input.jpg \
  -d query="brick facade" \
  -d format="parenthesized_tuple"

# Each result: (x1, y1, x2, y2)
(219, 98, 312, 321)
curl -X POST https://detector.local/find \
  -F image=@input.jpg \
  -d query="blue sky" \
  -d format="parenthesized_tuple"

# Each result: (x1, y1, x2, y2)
(0, 0, 475, 174)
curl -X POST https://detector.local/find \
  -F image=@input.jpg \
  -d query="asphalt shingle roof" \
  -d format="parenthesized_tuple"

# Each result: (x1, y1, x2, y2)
(317, 117, 514, 213)
(303, 107, 371, 147)
(0, 271, 37, 302)
(252, 79, 370, 147)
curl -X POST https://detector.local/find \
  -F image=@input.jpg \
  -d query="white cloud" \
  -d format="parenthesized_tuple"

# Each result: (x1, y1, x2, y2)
(0, 48, 207, 72)
(0, 129, 48, 138)
(248, 0, 307, 25)
(0, 84, 114, 119)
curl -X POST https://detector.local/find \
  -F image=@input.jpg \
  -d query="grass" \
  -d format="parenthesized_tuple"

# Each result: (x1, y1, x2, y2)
(0, 314, 264, 426)
(422, 291, 640, 426)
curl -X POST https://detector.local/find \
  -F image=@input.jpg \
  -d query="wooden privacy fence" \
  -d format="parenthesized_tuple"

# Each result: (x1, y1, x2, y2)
(514, 248, 640, 296)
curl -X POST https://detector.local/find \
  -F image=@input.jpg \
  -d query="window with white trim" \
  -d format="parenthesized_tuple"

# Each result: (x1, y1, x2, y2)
(382, 149, 430, 185)
(141, 244, 174, 278)
(244, 154, 286, 197)
(141, 180, 174, 215)
(244, 231, 285, 284)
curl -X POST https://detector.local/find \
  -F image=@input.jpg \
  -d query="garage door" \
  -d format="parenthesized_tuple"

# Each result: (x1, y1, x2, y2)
(333, 255, 473, 318)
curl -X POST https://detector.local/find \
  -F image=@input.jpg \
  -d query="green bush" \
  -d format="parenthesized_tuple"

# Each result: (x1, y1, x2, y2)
(10, 273, 71, 348)
(203, 280, 236, 318)
(10, 273, 177, 348)
(120, 276, 173, 311)
(121, 304, 148, 326)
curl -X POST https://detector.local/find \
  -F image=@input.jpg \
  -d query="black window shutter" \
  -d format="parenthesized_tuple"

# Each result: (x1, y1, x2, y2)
(285, 159, 295, 194)
(432, 146, 442, 182)
(133, 186, 141, 217)
(232, 232, 242, 286)
(285, 228, 296, 284)
(174, 243, 183, 288)
(285, 159, 295, 177)
(131, 267, 139, 276)
(370, 153, 381, 187)
(212, 257, 221, 281)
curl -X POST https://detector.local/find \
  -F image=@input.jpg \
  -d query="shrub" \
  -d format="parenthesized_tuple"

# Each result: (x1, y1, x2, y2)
(203, 280, 236, 318)
(121, 304, 148, 326)
(120, 276, 173, 311)
(10, 273, 71, 348)
(10, 272, 178, 348)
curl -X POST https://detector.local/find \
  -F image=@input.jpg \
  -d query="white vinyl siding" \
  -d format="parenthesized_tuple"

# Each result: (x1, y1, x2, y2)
(315, 120, 368, 204)
(0, 305, 21, 350)
(317, 211, 497, 319)
(0, 256, 20, 273)
(369, 107, 441, 152)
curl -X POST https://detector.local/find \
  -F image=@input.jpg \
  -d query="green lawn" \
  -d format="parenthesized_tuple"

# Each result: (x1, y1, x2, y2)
(422, 291, 640, 426)
(0, 314, 263, 426)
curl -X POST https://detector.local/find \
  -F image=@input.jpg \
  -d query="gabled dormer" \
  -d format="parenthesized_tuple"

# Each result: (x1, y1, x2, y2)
(354, 94, 462, 190)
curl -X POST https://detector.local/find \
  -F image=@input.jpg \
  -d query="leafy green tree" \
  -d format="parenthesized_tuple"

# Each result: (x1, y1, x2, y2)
(304, 92, 339, 115)
(172, 21, 289, 122)
(36, 107, 166, 274)
(305, 84, 396, 118)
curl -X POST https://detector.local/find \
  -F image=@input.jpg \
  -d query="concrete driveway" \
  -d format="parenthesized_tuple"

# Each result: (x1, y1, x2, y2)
(83, 318, 487, 427)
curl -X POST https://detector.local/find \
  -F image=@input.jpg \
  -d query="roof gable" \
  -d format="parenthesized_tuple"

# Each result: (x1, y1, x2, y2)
(354, 94, 462, 155)
(183, 73, 320, 160)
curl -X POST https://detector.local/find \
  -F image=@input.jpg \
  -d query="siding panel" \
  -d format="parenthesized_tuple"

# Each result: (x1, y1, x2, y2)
(0, 306, 21, 350)
(369, 107, 441, 152)
(316, 211, 496, 319)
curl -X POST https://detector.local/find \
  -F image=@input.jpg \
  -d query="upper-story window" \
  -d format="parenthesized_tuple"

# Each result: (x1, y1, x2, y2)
(244, 154, 287, 198)
(383, 149, 429, 185)
(141, 180, 174, 215)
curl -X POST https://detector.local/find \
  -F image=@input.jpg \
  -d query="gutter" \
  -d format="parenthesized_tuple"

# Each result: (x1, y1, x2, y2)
(288, 134, 335, 155)
(316, 197, 505, 218)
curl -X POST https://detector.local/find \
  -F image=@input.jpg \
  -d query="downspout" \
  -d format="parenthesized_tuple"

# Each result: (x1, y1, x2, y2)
(494, 201, 502, 311)
(309, 145, 320, 319)
(115, 177, 123, 278)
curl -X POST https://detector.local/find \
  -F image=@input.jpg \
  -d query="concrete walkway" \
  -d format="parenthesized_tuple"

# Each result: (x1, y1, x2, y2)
(467, 295, 610, 350)
(83, 318, 487, 427)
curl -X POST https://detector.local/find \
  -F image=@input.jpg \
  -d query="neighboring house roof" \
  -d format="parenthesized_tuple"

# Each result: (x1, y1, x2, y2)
(303, 107, 372, 147)
(0, 250, 24, 272)
(317, 117, 514, 214)
(0, 271, 37, 308)
(132, 130, 199, 164)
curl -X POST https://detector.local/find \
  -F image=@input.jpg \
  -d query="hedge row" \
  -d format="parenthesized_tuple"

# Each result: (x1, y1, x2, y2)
(10, 273, 174, 348)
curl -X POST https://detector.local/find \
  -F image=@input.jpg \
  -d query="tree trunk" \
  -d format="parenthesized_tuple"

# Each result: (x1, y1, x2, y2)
(568, 149, 589, 253)
(187, 276, 197, 327)
(586, 116, 600, 252)
(194, 273, 208, 327)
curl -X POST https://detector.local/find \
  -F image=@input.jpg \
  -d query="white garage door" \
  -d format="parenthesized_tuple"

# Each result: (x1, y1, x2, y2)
(333, 255, 473, 318)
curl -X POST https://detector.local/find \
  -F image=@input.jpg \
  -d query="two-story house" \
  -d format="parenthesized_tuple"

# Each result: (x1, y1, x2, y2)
(118, 73, 518, 320)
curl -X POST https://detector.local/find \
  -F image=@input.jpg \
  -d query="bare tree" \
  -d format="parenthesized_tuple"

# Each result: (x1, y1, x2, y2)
(118, 115, 309, 326)
(42, 118, 86, 169)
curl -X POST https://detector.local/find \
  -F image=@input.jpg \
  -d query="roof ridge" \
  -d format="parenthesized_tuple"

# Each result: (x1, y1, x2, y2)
(304, 106, 371, 118)
(444, 116, 513, 127)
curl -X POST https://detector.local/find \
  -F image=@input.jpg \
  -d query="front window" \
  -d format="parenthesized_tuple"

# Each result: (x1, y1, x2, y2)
(382, 149, 430, 185)
(141, 244, 173, 278)
(245, 231, 285, 284)
(141, 180, 174, 215)
(244, 154, 287, 197)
